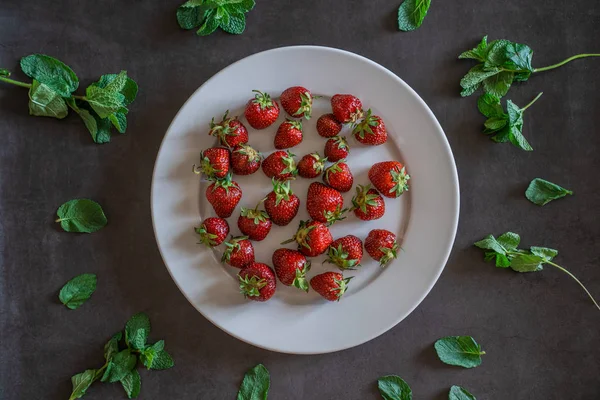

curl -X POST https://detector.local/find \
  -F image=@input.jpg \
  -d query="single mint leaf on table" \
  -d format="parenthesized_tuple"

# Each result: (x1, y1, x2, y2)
(434, 336, 485, 368)
(377, 375, 412, 400)
(56, 199, 107, 233)
(526, 178, 573, 206)
(69, 369, 98, 400)
(449, 385, 476, 400)
(397, 0, 431, 32)
(237, 364, 270, 400)
(120, 369, 142, 399)
(59, 273, 97, 309)
(27, 80, 69, 119)
(20, 54, 79, 97)
(125, 312, 151, 350)
(101, 348, 137, 383)
(104, 332, 123, 362)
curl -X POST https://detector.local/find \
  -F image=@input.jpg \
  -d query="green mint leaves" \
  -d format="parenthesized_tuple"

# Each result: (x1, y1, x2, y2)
(177, 0, 256, 36)
(526, 178, 573, 206)
(0, 54, 138, 144)
(477, 92, 542, 151)
(449, 385, 476, 400)
(56, 199, 108, 233)
(68, 313, 174, 400)
(434, 336, 485, 368)
(377, 375, 413, 400)
(475, 232, 600, 311)
(397, 0, 431, 32)
(59, 273, 97, 309)
(237, 364, 270, 400)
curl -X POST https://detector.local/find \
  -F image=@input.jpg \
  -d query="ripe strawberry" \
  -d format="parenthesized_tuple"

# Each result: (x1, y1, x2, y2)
(272, 248, 311, 292)
(310, 272, 352, 302)
(351, 184, 385, 221)
(193, 147, 230, 179)
(244, 90, 280, 129)
(331, 94, 363, 124)
(316, 113, 342, 138)
(231, 144, 261, 175)
(306, 182, 346, 225)
(324, 136, 349, 162)
(325, 235, 363, 270)
(368, 161, 411, 198)
(238, 262, 276, 302)
(274, 119, 303, 149)
(208, 110, 248, 148)
(323, 160, 354, 193)
(205, 173, 242, 218)
(364, 229, 399, 267)
(264, 179, 300, 226)
(262, 150, 297, 180)
(297, 152, 327, 179)
(280, 86, 314, 119)
(194, 217, 229, 247)
(237, 205, 272, 241)
(282, 220, 333, 257)
(353, 109, 387, 145)
(221, 236, 255, 268)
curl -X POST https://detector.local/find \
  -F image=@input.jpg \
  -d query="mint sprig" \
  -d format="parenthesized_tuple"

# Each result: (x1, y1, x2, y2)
(177, 0, 255, 36)
(0, 54, 138, 144)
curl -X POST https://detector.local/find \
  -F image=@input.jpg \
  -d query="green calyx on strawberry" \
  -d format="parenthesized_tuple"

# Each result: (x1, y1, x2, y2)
(221, 235, 249, 263)
(389, 166, 410, 196)
(271, 178, 293, 206)
(369, 161, 411, 198)
(310, 272, 353, 302)
(209, 172, 236, 194)
(295, 91, 313, 118)
(193, 147, 229, 179)
(291, 261, 310, 291)
(194, 217, 229, 247)
(323, 204, 347, 225)
(326, 243, 360, 270)
(377, 242, 399, 267)
(279, 150, 297, 176)
(281, 220, 333, 257)
(351, 184, 380, 213)
(251, 90, 276, 110)
(208, 110, 248, 147)
(240, 205, 269, 225)
(238, 274, 267, 297)
(194, 226, 219, 246)
(352, 109, 379, 139)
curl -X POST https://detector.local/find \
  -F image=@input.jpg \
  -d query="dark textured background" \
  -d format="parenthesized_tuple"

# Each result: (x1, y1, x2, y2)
(1, 1, 599, 399)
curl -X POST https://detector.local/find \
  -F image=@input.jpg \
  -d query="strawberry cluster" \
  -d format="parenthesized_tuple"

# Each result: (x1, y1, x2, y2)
(193, 87, 411, 302)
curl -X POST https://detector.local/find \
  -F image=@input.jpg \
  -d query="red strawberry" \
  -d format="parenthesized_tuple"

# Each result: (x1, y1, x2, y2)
(238, 262, 276, 302)
(323, 160, 354, 193)
(297, 152, 327, 179)
(351, 184, 385, 221)
(325, 235, 363, 270)
(316, 113, 342, 138)
(368, 161, 410, 198)
(193, 147, 230, 179)
(280, 86, 314, 119)
(352, 109, 387, 145)
(306, 182, 346, 225)
(231, 144, 262, 175)
(310, 272, 352, 302)
(364, 229, 399, 267)
(262, 150, 297, 180)
(324, 136, 349, 162)
(208, 110, 248, 148)
(272, 248, 310, 292)
(244, 90, 280, 129)
(237, 205, 272, 241)
(264, 179, 300, 226)
(194, 217, 229, 247)
(331, 94, 363, 124)
(205, 173, 242, 218)
(274, 119, 303, 149)
(221, 236, 255, 268)
(282, 220, 333, 257)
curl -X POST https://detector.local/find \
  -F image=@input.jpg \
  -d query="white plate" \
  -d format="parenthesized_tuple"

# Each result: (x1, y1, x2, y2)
(151, 46, 459, 354)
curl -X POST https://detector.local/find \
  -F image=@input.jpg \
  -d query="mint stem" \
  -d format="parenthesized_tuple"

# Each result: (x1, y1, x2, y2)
(534, 53, 600, 73)
(520, 92, 543, 112)
(0, 76, 32, 89)
(546, 260, 600, 311)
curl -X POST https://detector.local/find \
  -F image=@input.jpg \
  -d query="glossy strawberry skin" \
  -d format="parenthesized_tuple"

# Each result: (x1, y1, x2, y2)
(310, 272, 352, 302)
(262, 150, 297, 181)
(221, 236, 255, 268)
(264, 181, 300, 226)
(280, 86, 313, 119)
(306, 182, 345, 224)
(205, 178, 242, 218)
(208, 111, 249, 148)
(323, 161, 354, 193)
(324, 136, 349, 162)
(272, 248, 310, 291)
(231, 144, 261, 175)
(285, 220, 333, 257)
(316, 113, 342, 138)
(351, 185, 385, 221)
(353, 110, 387, 145)
(364, 229, 399, 267)
(274, 119, 303, 149)
(238, 262, 276, 302)
(194, 217, 229, 247)
(368, 161, 411, 198)
(331, 94, 363, 124)
(297, 153, 327, 179)
(237, 208, 272, 241)
(326, 235, 363, 270)
(195, 147, 230, 179)
(244, 90, 280, 129)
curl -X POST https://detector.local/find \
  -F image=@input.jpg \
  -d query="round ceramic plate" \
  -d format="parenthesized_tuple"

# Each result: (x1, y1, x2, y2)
(151, 46, 459, 354)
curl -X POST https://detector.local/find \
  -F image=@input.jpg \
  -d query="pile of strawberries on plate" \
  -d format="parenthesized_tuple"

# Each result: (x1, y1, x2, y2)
(193, 87, 410, 303)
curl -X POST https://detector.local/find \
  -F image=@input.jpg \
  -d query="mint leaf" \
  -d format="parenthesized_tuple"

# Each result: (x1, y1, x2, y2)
(220, 11, 246, 34)
(530, 246, 558, 261)
(141, 342, 174, 370)
(197, 9, 220, 36)
(28, 80, 68, 119)
(120, 369, 141, 399)
(458, 36, 488, 61)
(474, 235, 506, 255)
(505, 42, 534, 73)
(460, 65, 500, 97)
(510, 253, 545, 272)
(237, 364, 270, 400)
(20, 54, 78, 97)
(85, 85, 126, 119)
(93, 72, 138, 106)
(177, 0, 210, 29)
(434, 336, 485, 368)
(477, 93, 503, 118)
(377, 375, 412, 400)
(59, 273, 97, 309)
(526, 178, 573, 206)
(178, 0, 255, 36)
(72, 100, 112, 144)
(125, 312, 151, 350)
(482, 70, 513, 98)
(449, 385, 476, 400)
(69, 369, 98, 400)
(0, 68, 10, 77)
(56, 199, 108, 233)
(397, 0, 431, 32)
(101, 348, 137, 383)
(104, 332, 123, 362)
(496, 232, 520, 251)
